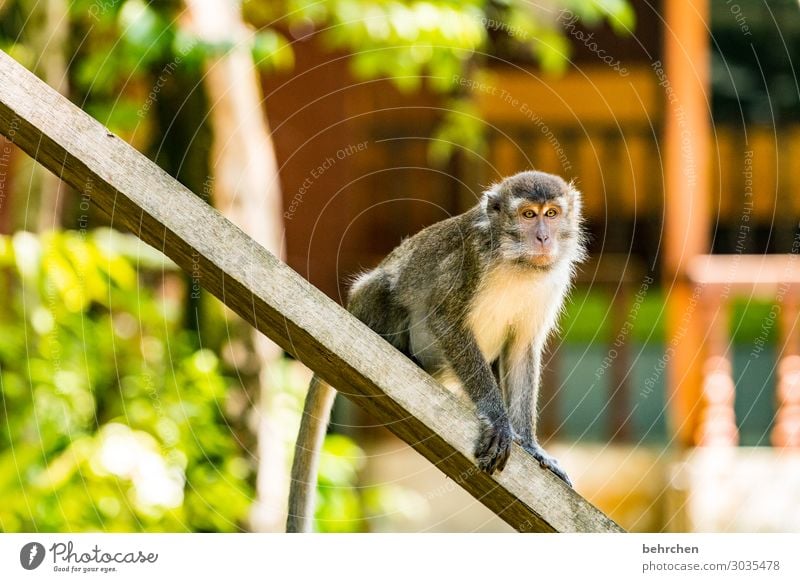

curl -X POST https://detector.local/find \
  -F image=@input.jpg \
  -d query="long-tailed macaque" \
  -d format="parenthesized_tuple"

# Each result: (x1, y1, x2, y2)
(287, 171, 585, 532)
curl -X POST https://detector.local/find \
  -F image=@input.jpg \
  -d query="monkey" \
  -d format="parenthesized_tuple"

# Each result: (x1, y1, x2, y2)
(286, 170, 585, 532)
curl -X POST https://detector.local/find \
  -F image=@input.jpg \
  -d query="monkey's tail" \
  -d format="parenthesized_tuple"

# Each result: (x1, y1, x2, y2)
(286, 375, 336, 532)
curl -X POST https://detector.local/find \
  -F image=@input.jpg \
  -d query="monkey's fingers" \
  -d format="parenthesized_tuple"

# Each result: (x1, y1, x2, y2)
(523, 443, 573, 488)
(542, 460, 572, 487)
(475, 432, 501, 474)
(495, 444, 510, 473)
(488, 443, 510, 474)
(475, 419, 512, 474)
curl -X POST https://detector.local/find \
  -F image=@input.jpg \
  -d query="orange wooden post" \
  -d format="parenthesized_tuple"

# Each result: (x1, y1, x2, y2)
(663, 0, 711, 447)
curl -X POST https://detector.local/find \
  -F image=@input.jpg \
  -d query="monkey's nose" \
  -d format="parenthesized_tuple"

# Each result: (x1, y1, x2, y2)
(536, 233, 550, 243)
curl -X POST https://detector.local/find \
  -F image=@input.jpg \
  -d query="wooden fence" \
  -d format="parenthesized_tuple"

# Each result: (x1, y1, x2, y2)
(0, 49, 622, 533)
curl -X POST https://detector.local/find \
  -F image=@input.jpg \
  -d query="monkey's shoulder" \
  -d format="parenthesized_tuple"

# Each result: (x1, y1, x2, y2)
(385, 207, 484, 266)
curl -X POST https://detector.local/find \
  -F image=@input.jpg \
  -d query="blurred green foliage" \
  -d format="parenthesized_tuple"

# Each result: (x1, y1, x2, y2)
(246, 0, 635, 162)
(281, 0, 486, 93)
(0, 0, 634, 155)
(0, 231, 378, 532)
(246, 0, 634, 89)
(0, 229, 253, 531)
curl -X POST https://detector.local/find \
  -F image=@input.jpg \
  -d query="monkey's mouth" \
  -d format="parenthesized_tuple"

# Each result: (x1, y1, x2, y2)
(503, 241, 557, 268)
(526, 253, 556, 268)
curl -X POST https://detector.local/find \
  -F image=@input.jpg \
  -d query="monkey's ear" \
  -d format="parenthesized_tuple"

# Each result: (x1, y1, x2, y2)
(482, 188, 503, 214)
(567, 185, 583, 216)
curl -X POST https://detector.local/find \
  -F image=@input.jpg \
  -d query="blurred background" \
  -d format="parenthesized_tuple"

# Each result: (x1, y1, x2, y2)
(1, 0, 799, 533)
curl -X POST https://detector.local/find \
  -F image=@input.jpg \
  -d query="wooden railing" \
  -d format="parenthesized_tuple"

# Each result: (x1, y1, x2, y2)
(688, 254, 800, 447)
(0, 49, 621, 533)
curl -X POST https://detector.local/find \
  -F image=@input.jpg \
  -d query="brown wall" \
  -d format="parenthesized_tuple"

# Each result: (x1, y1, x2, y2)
(263, 54, 667, 300)
(263, 41, 456, 299)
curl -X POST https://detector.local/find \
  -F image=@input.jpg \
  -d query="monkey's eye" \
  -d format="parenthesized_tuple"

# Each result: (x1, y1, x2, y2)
(544, 208, 559, 218)
(521, 209, 536, 219)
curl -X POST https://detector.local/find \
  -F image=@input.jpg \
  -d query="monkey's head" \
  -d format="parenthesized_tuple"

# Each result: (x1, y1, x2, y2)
(481, 171, 584, 269)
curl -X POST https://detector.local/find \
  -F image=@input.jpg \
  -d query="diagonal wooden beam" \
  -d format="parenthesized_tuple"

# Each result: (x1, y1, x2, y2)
(0, 50, 622, 533)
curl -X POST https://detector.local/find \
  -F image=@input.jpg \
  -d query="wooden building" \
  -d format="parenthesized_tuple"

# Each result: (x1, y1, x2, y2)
(262, 0, 800, 531)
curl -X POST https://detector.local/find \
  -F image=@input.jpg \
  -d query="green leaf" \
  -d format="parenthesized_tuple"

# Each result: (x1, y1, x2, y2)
(252, 29, 295, 73)
(119, 0, 169, 61)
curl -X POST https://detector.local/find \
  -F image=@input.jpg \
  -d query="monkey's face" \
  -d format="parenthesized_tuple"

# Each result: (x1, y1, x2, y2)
(515, 201, 565, 267)
(483, 171, 583, 269)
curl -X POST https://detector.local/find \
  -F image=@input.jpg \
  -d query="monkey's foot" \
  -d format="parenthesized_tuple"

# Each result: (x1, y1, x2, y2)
(475, 415, 513, 475)
(521, 443, 573, 487)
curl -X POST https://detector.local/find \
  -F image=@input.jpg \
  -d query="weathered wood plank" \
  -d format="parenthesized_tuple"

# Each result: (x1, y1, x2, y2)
(0, 49, 622, 533)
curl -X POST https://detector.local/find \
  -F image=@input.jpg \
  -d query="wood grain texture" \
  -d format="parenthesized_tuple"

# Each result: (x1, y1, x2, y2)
(0, 49, 622, 533)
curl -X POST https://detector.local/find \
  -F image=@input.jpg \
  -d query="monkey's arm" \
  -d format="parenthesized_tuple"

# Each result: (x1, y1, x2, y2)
(427, 310, 513, 474)
(504, 344, 572, 486)
(504, 344, 541, 444)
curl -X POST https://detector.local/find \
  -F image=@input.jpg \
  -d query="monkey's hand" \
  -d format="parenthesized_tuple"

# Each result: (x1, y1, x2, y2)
(521, 442, 573, 487)
(474, 414, 513, 474)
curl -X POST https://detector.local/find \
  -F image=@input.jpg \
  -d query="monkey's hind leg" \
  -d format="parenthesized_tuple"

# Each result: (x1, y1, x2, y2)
(347, 269, 412, 356)
(286, 375, 336, 532)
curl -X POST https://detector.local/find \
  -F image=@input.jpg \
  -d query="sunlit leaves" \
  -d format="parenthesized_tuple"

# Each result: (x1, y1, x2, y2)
(560, 0, 636, 35)
(252, 29, 295, 72)
(316, 434, 366, 532)
(289, 0, 486, 94)
(0, 229, 372, 531)
(0, 230, 253, 531)
(119, 0, 169, 59)
(429, 97, 485, 165)
(535, 28, 572, 76)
